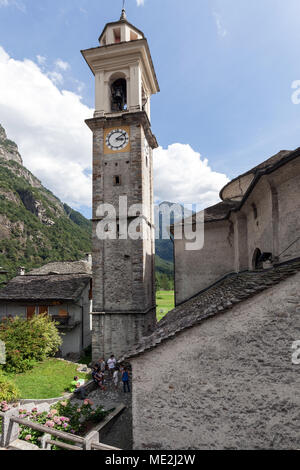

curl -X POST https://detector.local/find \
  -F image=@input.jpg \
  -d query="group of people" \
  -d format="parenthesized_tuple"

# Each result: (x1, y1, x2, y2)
(92, 355, 131, 393)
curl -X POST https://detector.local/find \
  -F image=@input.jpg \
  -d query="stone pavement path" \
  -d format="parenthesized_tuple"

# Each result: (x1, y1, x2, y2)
(71, 371, 133, 450)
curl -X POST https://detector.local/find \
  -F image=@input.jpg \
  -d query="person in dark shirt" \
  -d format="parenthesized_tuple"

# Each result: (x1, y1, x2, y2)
(122, 367, 130, 393)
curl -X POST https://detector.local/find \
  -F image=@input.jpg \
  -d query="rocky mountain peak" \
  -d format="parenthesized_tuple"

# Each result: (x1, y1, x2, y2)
(0, 124, 23, 165)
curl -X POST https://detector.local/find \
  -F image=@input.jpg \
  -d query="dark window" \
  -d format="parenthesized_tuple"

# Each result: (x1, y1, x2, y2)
(113, 176, 121, 186)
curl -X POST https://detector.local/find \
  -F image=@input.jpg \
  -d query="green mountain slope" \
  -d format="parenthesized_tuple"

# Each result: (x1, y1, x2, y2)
(0, 124, 91, 281)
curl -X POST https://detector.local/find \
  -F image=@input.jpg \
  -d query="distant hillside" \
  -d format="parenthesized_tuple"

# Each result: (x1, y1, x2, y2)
(155, 202, 194, 288)
(0, 124, 92, 281)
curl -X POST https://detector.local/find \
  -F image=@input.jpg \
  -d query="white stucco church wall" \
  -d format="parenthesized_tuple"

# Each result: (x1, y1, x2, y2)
(130, 272, 300, 450)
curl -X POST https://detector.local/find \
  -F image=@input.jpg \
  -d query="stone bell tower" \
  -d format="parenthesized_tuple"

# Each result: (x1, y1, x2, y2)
(82, 8, 160, 360)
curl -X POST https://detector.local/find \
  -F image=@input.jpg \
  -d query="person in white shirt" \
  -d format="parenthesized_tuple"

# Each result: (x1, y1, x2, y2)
(107, 355, 117, 377)
(113, 368, 119, 389)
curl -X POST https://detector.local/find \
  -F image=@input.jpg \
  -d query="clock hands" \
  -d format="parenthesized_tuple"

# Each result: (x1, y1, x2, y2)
(116, 133, 126, 141)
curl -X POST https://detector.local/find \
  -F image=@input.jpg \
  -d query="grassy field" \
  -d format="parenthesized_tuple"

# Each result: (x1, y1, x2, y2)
(7, 359, 86, 399)
(156, 290, 175, 322)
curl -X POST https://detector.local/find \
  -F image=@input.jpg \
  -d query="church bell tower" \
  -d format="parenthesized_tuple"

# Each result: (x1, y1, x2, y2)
(82, 8, 160, 360)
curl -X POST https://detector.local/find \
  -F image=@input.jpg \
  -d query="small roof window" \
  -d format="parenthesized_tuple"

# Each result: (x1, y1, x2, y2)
(113, 28, 121, 43)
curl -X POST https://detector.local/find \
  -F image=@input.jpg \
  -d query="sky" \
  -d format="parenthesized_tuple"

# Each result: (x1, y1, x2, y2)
(0, 0, 300, 218)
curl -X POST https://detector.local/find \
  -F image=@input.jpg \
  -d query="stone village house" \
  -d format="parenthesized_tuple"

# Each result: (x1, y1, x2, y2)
(120, 148, 300, 450)
(0, 256, 92, 358)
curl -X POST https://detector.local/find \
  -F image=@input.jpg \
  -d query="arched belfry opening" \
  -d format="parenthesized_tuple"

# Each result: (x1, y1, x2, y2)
(252, 248, 263, 270)
(111, 78, 127, 112)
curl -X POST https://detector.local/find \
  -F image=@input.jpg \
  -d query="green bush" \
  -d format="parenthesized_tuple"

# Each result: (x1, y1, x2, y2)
(0, 315, 62, 373)
(0, 372, 20, 402)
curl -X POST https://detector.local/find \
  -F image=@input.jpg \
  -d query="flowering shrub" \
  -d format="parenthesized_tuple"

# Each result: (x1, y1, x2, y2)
(0, 397, 110, 448)
(16, 399, 110, 447)
(18, 407, 72, 446)
(0, 315, 62, 373)
(54, 399, 109, 432)
(0, 400, 18, 428)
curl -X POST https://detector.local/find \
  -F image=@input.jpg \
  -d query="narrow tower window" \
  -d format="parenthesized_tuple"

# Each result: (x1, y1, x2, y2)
(113, 175, 121, 186)
(252, 203, 258, 220)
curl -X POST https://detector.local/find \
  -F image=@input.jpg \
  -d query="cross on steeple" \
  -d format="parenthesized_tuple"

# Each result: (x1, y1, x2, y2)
(120, 0, 127, 20)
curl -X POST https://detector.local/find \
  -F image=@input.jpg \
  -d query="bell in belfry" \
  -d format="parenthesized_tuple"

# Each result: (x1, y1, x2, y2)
(111, 78, 127, 111)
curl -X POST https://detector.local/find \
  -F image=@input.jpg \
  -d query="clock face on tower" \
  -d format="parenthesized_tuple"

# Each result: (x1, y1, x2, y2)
(104, 128, 130, 153)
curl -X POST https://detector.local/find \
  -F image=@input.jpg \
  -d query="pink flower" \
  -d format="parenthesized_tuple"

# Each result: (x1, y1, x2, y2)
(50, 409, 57, 415)
(45, 420, 55, 428)
(31, 408, 38, 413)
(25, 435, 32, 441)
(63, 423, 68, 429)
(61, 402, 67, 407)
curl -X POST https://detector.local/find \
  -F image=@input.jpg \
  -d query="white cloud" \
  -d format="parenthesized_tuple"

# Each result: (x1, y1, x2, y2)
(36, 55, 46, 66)
(46, 70, 64, 85)
(0, 0, 25, 11)
(0, 46, 92, 208)
(55, 59, 70, 71)
(213, 12, 228, 38)
(0, 46, 228, 213)
(136, 0, 145, 6)
(153, 144, 229, 209)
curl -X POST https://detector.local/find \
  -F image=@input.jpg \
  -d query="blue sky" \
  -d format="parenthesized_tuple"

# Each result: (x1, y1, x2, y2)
(0, 0, 300, 218)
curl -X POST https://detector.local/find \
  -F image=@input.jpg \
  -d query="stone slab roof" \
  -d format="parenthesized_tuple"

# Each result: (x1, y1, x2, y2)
(220, 148, 299, 201)
(120, 259, 300, 362)
(204, 200, 239, 222)
(28, 260, 92, 276)
(0, 274, 91, 302)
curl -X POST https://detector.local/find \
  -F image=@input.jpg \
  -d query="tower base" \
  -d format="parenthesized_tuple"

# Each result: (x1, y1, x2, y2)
(92, 310, 157, 361)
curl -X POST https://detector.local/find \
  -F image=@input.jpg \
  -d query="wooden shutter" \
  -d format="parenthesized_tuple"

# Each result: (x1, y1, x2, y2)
(38, 306, 48, 315)
(26, 306, 35, 320)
